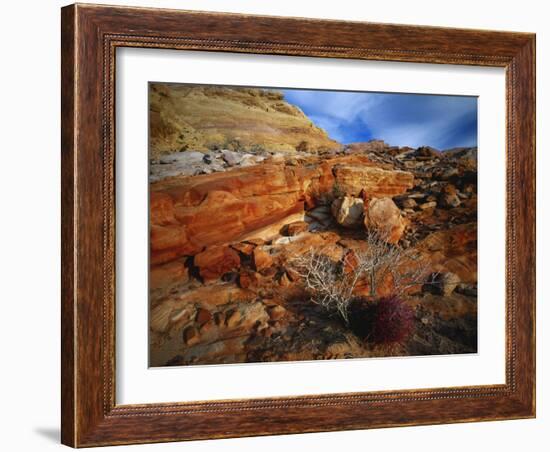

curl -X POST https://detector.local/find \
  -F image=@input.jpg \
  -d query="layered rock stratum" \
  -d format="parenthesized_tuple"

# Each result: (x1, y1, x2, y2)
(149, 84, 340, 157)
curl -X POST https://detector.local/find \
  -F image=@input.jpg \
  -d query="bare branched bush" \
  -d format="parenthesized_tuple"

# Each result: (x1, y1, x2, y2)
(291, 251, 357, 323)
(292, 230, 433, 323)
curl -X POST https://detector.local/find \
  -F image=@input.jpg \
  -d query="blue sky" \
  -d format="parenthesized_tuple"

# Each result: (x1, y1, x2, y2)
(282, 89, 477, 150)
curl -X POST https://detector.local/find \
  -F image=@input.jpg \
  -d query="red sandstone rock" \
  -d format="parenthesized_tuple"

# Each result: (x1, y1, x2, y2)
(332, 165, 414, 198)
(230, 242, 256, 256)
(150, 158, 413, 265)
(268, 305, 286, 321)
(252, 248, 273, 271)
(194, 245, 241, 282)
(150, 192, 178, 226)
(244, 238, 266, 246)
(283, 221, 309, 236)
(364, 197, 408, 244)
(238, 271, 259, 289)
(196, 308, 212, 326)
(277, 231, 344, 262)
(331, 196, 364, 227)
(183, 326, 200, 346)
(150, 260, 188, 291)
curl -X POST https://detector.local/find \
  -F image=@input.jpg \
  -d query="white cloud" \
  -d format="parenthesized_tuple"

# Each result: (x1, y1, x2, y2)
(282, 89, 477, 149)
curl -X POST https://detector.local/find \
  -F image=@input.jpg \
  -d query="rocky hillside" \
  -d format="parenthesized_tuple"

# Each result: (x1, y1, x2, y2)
(149, 141, 478, 366)
(149, 84, 340, 158)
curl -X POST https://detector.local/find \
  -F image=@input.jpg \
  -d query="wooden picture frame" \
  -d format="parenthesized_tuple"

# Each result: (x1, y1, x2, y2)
(61, 3, 535, 447)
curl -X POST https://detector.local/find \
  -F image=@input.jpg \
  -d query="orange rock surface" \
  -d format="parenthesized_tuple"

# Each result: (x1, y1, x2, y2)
(364, 197, 408, 244)
(333, 165, 414, 198)
(416, 223, 477, 283)
(150, 157, 414, 266)
(194, 245, 241, 282)
(150, 260, 189, 292)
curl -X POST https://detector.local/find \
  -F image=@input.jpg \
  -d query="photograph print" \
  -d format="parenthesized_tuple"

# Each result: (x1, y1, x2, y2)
(148, 83, 478, 367)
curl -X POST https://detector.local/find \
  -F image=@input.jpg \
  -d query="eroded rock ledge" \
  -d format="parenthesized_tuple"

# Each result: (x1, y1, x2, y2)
(150, 155, 414, 265)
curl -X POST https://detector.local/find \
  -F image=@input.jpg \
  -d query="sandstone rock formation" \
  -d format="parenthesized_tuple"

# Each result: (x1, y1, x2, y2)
(149, 84, 339, 157)
(194, 245, 241, 283)
(363, 197, 407, 243)
(332, 165, 414, 198)
(150, 156, 414, 264)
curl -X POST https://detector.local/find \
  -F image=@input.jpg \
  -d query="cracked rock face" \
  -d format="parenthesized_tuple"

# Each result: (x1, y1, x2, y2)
(149, 156, 415, 265)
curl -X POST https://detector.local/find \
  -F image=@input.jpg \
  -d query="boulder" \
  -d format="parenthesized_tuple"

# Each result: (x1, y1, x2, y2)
(332, 165, 414, 198)
(252, 248, 273, 271)
(194, 245, 241, 282)
(221, 149, 243, 166)
(432, 272, 461, 296)
(363, 197, 407, 244)
(238, 271, 259, 289)
(416, 223, 477, 283)
(195, 308, 213, 326)
(438, 184, 461, 208)
(268, 305, 287, 321)
(331, 196, 364, 227)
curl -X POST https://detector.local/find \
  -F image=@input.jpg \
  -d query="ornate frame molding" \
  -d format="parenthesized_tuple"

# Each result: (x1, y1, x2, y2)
(62, 4, 535, 447)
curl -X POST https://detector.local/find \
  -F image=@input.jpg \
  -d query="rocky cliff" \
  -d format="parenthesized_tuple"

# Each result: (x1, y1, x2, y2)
(149, 84, 340, 157)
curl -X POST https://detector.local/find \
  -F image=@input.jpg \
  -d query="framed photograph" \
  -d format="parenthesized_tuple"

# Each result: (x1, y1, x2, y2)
(61, 3, 536, 447)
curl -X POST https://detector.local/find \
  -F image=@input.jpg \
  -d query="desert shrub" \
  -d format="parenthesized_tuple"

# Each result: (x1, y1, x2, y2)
(349, 296, 414, 344)
(292, 251, 354, 322)
(292, 230, 432, 324)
